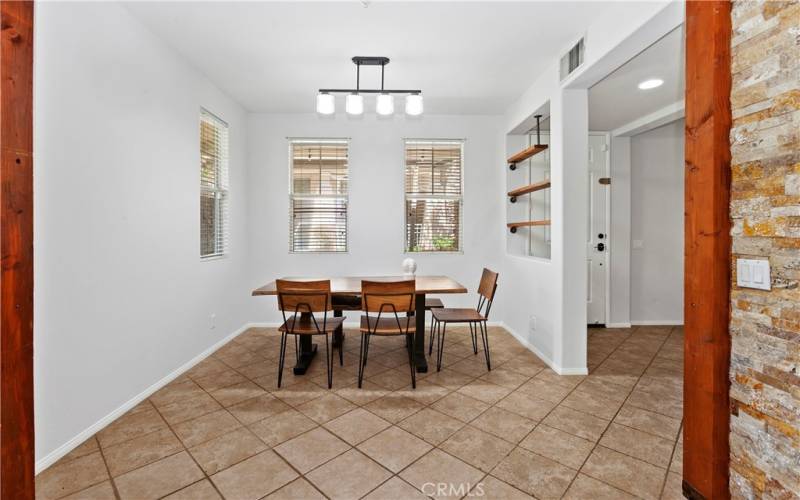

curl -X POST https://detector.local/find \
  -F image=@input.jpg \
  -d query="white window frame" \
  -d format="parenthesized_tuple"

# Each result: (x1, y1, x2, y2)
(288, 138, 350, 253)
(403, 138, 465, 254)
(200, 109, 229, 260)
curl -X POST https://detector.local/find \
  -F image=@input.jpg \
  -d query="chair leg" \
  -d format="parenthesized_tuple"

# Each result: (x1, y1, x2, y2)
(469, 323, 478, 355)
(325, 334, 332, 389)
(363, 333, 371, 366)
(437, 322, 447, 371)
(406, 333, 416, 389)
(277, 332, 288, 388)
(357, 332, 366, 388)
(294, 335, 299, 363)
(428, 316, 436, 355)
(479, 321, 492, 371)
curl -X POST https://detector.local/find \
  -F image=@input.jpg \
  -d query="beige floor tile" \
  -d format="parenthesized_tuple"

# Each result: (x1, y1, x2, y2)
(500, 357, 545, 377)
(542, 406, 610, 442)
(400, 449, 484, 500)
(447, 356, 492, 377)
(271, 381, 328, 406)
(368, 367, 415, 390)
(357, 426, 433, 473)
(492, 447, 576, 498)
(296, 393, 356, 424)
(440, 426, 515, 472)
(534, 369, 585, 389)
(323, 408, 391, 445)
(626, 389, 683, 419)
(103, 428, 183, 477)
(236, 359, 276, 380)
(582, 446, 667, 499)
(62, 480, 116, 500)
(394, 379, 451, 405)
(457, 379, 513, 404)
(36, 452, 109, 500)
(364, 394, 425, 423)
(614, 404, 682, 441)
(58, 437, 100, 464)
(96, 407, 168, 448)
(209, 380, 267, 407)
(431, 392, 489, 422)
(187, 357, 230, 379)
(210, 450, 299, 500)
(670, 441, 683, 473)
(479, 368, 530, 389)
(247, 409, 318, 447)
(150, 379, 206, 408)
(265, 478, 326, 500)
(563, 474, 636, 499)
(661, 472, 683, 500)
(473, 476, 533, 500)
(172, 409, 241, 448)
(599, 423, 675, 468)
(397, 407, 466, 445)
(192, 368, 247, 393)
(158, 393, 223, 426)
(421, 368, 475, 389)
(188, 427, 268, 475)
(516, 378, 573, 403)
(163, 479, 222, 500)
(306, 449, 392, 500)
(494, 390, 557, 421)
(335, 380, 390, 405)
(274, 427, 351, 473)
(363, 477, 427, 499)
(560, 390, 622, 420)
(227, 392, 290, 425)
(470, 406, 538, 443)
(114, 451, 204, 500)
(519, 424, 594, 469)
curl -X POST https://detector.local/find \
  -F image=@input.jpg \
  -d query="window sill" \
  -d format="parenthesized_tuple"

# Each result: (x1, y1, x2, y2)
(201, 254, 228, 262)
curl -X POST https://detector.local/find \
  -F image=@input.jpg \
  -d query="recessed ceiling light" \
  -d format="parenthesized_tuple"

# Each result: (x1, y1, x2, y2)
(638, 79, 664, 90)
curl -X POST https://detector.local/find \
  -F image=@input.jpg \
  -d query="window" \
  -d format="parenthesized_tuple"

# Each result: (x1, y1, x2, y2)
(200, 110, 229, 258)
(289, 139, 349, 252)
(404, 139, 464, 252)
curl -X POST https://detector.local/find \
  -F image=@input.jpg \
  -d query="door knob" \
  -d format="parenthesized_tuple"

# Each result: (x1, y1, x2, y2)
(594, 243, 605, 251)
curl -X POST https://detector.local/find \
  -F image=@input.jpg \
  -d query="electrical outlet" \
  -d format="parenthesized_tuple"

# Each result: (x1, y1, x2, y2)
(529, 315, 537, 332)
(210, 313, 216, 330)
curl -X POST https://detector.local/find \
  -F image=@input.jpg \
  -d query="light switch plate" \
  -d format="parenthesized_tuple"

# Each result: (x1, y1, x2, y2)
(737, 258, 771, 290)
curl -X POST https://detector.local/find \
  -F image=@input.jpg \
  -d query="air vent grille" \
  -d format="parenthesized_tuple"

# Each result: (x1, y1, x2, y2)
(560, 38, 585, 81)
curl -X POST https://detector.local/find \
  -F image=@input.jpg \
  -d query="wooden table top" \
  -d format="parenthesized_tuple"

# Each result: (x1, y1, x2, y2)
(252, 275, 468, 296)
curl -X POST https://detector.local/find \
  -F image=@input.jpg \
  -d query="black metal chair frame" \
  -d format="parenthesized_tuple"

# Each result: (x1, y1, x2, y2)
(359, 292, 417, 389)
(277, 291, 342, 389)
(430, 283, 496, 372)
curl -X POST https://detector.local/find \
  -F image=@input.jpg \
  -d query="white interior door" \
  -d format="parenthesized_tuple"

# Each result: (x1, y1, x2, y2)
(587, 133, 609, 325)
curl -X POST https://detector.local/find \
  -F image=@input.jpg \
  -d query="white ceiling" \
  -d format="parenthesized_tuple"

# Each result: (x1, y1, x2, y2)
(588, 26, 685, 131)
(123, 1, 616, 115)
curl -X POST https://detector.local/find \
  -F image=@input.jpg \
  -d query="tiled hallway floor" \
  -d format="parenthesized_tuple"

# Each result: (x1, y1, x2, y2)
(37, 325, 684, 499)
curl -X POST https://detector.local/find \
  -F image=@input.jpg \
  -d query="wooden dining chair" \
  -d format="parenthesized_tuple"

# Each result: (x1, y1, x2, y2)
(276, 279, 345, 389)
(430, 268, 499, 372)
(359, 280, 417, 389)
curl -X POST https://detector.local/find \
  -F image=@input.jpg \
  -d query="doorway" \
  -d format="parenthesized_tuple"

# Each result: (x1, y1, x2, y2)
(587, 132, 610, 325)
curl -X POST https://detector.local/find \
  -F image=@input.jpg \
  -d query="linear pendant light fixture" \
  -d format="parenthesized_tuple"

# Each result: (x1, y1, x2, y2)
(317, 56, 423, 116)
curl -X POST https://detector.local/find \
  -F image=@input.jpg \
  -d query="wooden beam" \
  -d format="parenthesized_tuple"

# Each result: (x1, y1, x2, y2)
(0, 1, 35, 498)
(683, 1, 732, 498)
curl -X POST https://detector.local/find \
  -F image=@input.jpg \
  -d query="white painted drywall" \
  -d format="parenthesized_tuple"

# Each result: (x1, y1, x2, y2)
(629, 119, 684, 323)
(244, 113, 505, 324)
(34, 2, 250, 465)
(608, 136, 632, 326)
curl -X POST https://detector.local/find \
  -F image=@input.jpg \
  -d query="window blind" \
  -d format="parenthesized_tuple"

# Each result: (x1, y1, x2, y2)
(290, 140, 349, 252)
(200, 110, 229, 258)
(405, 140, 464, 252)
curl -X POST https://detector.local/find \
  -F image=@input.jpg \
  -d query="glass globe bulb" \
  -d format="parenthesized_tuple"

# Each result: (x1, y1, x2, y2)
(316, 92, 335, 114)
(405, 94, 423, 116)
(345, 93, 363, 115)
(376, 93, 394, 115)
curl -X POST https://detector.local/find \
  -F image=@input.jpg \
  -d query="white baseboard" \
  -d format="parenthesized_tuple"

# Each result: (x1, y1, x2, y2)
(631, 320, 684, 326)
(35, 322, 255, 474)
(606, 322, 632, 328)
(498, 322, 588, 376)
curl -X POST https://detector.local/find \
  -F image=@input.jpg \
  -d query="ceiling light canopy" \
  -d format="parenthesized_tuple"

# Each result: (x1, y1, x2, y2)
(638, 78, 664, 90)
(317, 56, 423, 116)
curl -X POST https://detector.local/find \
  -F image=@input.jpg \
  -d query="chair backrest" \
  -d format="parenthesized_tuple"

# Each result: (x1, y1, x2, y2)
(476, 268, 499, 317)
(361, 280, 415, 315)
(276, 279, 332, 314)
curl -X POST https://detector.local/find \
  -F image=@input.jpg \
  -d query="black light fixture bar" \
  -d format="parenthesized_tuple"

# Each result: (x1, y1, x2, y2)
(319, 56, 420, 94)
(319, 88, 422, 94)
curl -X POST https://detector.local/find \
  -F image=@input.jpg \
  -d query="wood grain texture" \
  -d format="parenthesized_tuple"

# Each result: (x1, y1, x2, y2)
(0, 1, 35, 498)
(507, 180, 551, 198)
(507, 145, 548, 164)
(253, 275, 467, 296)
(506, 220, 551, 229)
(683, 1, 732, 498)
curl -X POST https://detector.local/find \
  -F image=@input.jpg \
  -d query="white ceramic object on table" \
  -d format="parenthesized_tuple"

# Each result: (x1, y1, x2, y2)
(402, 258, 417, 277)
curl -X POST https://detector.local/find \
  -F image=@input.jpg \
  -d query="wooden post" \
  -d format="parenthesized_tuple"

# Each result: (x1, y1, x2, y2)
(683, 1, 732, 498)
(0, 1, 35, 498)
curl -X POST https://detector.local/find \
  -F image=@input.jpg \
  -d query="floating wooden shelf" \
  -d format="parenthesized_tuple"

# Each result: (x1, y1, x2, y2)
(507, 219, 551, 233)
(508, 180, 551, 202)
(507, 145, 548, 170)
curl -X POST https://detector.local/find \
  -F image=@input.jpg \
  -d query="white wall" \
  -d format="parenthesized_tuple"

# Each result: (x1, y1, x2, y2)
(608, 136, 632, 326)
(34, 2, 250, 467)
(244, 113, 505, 323)
(629, 119, 684, 323)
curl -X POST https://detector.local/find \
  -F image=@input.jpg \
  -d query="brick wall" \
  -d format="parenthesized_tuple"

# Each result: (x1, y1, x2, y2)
(729, 0, 799, 498)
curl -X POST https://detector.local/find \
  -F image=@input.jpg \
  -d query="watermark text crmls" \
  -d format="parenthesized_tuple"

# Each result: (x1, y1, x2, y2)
(421, 482, 485, 497)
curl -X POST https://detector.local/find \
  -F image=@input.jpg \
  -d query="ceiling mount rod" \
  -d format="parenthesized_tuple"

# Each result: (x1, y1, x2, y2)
(534, 114, 543, 147)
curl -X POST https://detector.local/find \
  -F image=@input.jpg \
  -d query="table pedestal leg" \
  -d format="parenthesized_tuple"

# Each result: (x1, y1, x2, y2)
(293, 312, 317, 375)
(414, 293, 428, 373)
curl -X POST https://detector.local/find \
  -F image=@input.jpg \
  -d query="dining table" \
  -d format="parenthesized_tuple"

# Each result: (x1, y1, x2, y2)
(252, 275, 467, 374)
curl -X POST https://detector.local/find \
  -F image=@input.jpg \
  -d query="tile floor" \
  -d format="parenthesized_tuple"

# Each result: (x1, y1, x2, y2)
(37, 324, 684, 499)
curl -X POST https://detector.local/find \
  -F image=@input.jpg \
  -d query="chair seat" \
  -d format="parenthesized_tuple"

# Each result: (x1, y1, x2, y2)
(279, 315, 345, 334)
(431, 308, 486, 323)
(360, 315, 413, 335)
(425, 298, 444, 309)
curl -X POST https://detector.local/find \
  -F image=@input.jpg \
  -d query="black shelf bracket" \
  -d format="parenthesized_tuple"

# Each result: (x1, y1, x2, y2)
(510, 196, 517, 203)
(510, 226, 518, 234)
